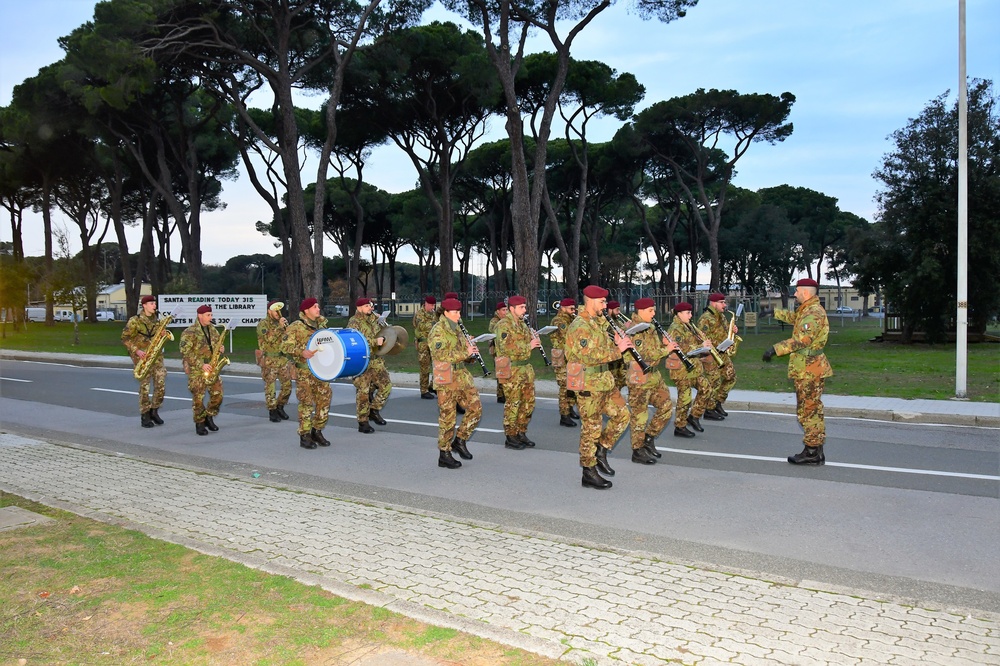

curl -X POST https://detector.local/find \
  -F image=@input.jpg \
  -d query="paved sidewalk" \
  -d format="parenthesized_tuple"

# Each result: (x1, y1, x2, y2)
(1, 433, 997, 666)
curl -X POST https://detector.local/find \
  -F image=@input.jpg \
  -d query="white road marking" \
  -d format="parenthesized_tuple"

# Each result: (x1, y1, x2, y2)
(91, 388, 189, 401)
(0, 376, 32, 382)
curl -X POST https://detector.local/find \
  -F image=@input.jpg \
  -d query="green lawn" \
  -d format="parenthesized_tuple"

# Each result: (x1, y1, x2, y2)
(2, 316, 997, 402)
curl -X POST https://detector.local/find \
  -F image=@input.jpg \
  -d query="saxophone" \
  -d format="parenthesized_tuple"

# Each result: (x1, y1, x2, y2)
(203, 320, 235, 385)
(725, 311, 743, 356)
(134, 312, 175, 380)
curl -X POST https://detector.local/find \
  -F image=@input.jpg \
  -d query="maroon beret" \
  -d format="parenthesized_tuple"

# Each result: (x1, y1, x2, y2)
(140, 295, 155, 305)
(356, 297, 371, 307)
(507, 295, 527, 306)
(424, 295, 436, 305)
(708, 293, 726, 303)
(582, 285, 608, 299)
(299, 297, 317, 312)
(635, 297, 655, 310)
(444, 292, 459, 299)
(196, 304, 212, 314)
(673, 302, 693, 313)
(559, 298, 576, 307)
(496, 301, 507, 311)
(796, 278, 818, 288)
(606, 300, 620, 310)
(442, 298, 462, 311)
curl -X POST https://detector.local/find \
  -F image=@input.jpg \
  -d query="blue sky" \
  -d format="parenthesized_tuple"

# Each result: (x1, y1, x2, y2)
(2, 0, 998, 266)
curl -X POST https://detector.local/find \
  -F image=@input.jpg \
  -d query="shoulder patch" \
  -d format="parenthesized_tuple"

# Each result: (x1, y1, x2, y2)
(435, 342, 442, 349)
(580, 339, 588, 348)
(501, 332, 508, 339)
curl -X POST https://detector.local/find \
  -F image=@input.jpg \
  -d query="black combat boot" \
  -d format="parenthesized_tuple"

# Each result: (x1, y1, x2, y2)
(631, 447, 657, 465)
(582, 465, 612, 490)
(369, 409, 387, 426)
(688, 416, 704, 432)
(438, 449, 462, 469)
(673, 425, 695, 438)
(276, 404, 290, 420)
(269, 409, 282, 423)
(195, 421, 208, 436)
(299, 433, 317, 449)
(569, 406, 581, 420)
(643, 434, 662, 458)
(703, 409, 724, 421)
(504, 434, 525, 450)
(559, 414, 576, 427)
(595, 446, 616, 477)
(141, 412, 154, 428)
(358, 421, 375, 434)
(788, 446, 825, 465)
(149, 408, 164, 425)
(205, 415, 219, 432)
(517, 432, 536, 448)
(451, 437, 473, 460)
(311, 429, 331, 446)
(714, 402, 728, 417)
(421, 392, 436, 400)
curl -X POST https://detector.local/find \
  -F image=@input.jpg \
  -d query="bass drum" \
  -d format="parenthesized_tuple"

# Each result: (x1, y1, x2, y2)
(306, 328, 370, 381)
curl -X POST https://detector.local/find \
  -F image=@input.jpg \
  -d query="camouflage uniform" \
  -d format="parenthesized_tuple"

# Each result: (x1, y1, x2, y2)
(666, 315, 713, 428)
(626, 313, 674, 449)
(493, 311, 536, 437)
(121, 311, 166, 414)
(774, 296, 833, 448)
(179, 322, 224, 423)
(257, 316, 292, 411)
(565, 310, 629, 468)
(348, 310, 392, 420)
(488, 312, 505, 401)
(697, 307, 737, 404)
(549, 308, 578, 417)
(428, 318, 483, 450)
(413, 307, 437, 393)
(281, 312, 332, 436)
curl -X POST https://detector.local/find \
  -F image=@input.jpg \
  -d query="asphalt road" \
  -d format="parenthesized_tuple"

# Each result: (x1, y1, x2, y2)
(2, 357, 999, 613)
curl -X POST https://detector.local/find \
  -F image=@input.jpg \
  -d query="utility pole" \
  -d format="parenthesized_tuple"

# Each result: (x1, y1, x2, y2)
(955, 0, 968, 399)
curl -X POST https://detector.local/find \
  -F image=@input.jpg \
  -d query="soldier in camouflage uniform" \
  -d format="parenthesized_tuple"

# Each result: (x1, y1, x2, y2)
(549, 297, 580, 427)
(666, 302, 714, 437)
(763, 278, 833, 465)
(122, 295, 168, 428)
(412, 296, 438, 399)
(605, 300, 628, 391)
(488, 301, 508, 403)
(256, 300, 292, 422)
(565, 285, 634, 489)
(428, 298, 482, 469)
(179, 304, 225, 436)
(280, 298, 332, 449)
(696, 293, 737, 419)
(348, 297, 392, 433)
(626, 298, 681, 465)
(494, 295, 540, 450)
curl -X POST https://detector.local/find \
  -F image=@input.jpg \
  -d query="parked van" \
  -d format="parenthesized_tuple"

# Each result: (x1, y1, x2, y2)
(25, 307, 46, 322)
(95, 310, 116, 322)
(53, 309, 81, 322)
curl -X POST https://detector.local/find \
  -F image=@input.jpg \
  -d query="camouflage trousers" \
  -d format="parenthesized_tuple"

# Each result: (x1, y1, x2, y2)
(703, 355, 737, 404)
(627, 380, 674, 449)
(417, 341, 433, 393)
(609, 359, 627, 391)
(553, 362, 577, 416)
(294, 367, 332, 435)
(353, 361, 391, 420)
(499, 366, 535, 435)
(135, 359, 166, 413)
(577, 389, 629, 468)
(794, 377, 826, 447)
(260, 355, 292, 410)
(436, 369, 483, 450)
(672, 374, 712, 428)
(186, 373, 223, 423)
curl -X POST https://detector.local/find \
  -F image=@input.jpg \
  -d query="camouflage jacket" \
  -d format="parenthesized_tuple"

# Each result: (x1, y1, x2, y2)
(627, 313, 670, 389)
(774, 296, 833, 380)
(280, 312, 328, 368)
(494, 312, 533, 361)
(696, 307, 727, 346)
(428, 318, 473, 366)
(487, 314, 503, 355)
(565, 310, 621, 392)
(121, 312, 161, 359)
(180, 322, 223, 369)
(549, 309, 575, 351)
(348, 311, 386, 368)
(256, 316, 287, 355)
(412, 308, 436, 343)
(666, 315, 704, 380)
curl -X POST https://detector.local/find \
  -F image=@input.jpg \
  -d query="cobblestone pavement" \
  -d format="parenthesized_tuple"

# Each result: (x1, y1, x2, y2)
(1, 433, 998, 666)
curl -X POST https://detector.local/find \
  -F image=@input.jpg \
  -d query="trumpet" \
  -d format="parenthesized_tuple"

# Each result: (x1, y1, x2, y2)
(458, 319, 491, 378)
(603, 311, 652, 374)
(651, 318, 696, 372)
(523, 315, 551, 366)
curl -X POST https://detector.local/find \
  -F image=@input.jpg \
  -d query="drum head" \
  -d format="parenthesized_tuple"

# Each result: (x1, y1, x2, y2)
(306, 329, 345, 382)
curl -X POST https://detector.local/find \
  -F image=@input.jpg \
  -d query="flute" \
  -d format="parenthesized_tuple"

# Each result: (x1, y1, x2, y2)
(603, 312, 652, 373)
(651, 318, 696, 372)
(458, 320, 491, 378)
(522, 315, 551, 366)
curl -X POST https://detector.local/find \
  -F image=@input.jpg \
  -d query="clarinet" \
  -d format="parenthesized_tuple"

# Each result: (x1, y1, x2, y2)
(603, 312, 652, 373)
(651, 318, 696, 372)
(523, 315, 551, 366)
(458, 320, 491, 378)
